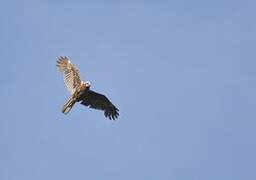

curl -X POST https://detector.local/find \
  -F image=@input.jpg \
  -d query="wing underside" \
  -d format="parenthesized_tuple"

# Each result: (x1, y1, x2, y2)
(80, 90, 119, 120)
(56, 56, 82, 95)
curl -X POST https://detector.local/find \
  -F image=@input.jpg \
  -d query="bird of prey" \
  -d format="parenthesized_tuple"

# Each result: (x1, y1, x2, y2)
(56, 56, 119, 120)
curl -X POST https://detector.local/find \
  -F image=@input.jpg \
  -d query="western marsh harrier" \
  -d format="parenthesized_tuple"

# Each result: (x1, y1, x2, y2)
(56, 56, 119, 120)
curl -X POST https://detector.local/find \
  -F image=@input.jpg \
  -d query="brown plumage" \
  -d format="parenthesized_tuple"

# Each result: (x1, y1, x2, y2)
(56, 56, 119, 120)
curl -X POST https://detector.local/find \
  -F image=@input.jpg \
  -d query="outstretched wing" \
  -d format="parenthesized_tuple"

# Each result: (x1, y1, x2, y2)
(80, 90, 119, 120)
(56, 56, 82, 95)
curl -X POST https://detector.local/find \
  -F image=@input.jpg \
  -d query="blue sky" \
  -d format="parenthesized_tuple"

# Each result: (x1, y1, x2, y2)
(1, 0, 256, 179)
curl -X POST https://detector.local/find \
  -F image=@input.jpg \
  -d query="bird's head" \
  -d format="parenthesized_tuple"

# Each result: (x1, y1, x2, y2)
(80, 81, 91, 91)
(84, 81, 91, 88)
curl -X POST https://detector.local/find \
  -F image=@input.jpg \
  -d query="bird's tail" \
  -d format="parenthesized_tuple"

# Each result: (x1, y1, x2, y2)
(62, 97, 76, 115)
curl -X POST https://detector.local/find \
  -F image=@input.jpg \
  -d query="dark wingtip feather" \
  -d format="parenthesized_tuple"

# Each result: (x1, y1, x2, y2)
(104, 108, 119, 120)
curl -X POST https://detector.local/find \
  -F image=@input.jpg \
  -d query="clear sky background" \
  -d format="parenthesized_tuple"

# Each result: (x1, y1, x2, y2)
(1, 0, 256, 179)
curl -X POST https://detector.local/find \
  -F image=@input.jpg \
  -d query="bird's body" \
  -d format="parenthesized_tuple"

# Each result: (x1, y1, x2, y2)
(56, 56, 119, 120)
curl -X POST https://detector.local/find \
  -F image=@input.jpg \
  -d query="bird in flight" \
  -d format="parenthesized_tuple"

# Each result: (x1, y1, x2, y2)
(56, 56, 119, 120)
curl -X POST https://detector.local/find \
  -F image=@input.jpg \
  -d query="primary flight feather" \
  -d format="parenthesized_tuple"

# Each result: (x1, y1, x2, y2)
(56, 56, 119, 120)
